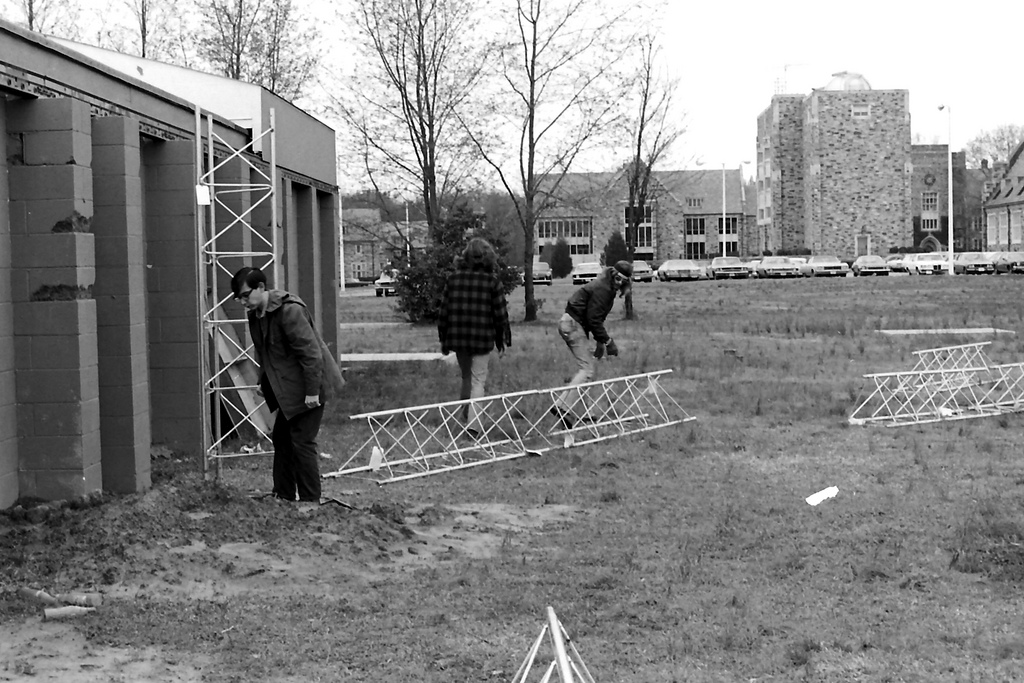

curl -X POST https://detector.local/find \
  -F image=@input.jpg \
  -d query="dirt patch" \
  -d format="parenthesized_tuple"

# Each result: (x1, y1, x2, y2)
(0, 470, 582, 682)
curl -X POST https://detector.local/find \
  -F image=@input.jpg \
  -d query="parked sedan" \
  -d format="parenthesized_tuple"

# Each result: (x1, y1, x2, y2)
(374, 271, 398, 297)
(904, 252, 950, 275)
(708, 256, 749, 280)
(631, 260, 654, 283)
(656, 259, 703, 281)
(885, 254, 909, 273)
(531, 261, 553, 285)
(756, 256, 801, 279)
(953, 252, 995, 275)
(993, 251, 1024, 274)
(851, 254, 890, 276)
(570, 262, 603, 285)
(800, 255, 849, 277)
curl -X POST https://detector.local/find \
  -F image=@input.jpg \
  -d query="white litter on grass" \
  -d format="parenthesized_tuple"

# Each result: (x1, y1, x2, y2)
(368, 446, 384, 471)
(806, 486, 839, 506)
(320, 452, 333, 459)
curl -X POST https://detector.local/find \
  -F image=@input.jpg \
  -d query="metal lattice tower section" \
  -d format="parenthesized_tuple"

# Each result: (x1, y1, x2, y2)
(512, 607, 596, 683)
(324, 370, 695, 485)
(195, 108, 278, 476)
(849, 342, 1024, 426)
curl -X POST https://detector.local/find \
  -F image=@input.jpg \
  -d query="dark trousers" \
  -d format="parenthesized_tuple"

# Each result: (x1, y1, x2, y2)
(272, 404, 325, 501)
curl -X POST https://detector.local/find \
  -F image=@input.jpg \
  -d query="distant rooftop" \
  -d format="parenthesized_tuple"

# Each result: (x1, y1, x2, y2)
(820, 71, 872, 91)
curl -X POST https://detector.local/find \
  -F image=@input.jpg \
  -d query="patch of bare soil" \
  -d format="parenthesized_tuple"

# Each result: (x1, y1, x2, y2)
(0, 466, 581, 682)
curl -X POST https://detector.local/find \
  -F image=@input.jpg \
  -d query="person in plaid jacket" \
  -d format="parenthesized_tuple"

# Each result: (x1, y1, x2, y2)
(438, 238, 512, 436)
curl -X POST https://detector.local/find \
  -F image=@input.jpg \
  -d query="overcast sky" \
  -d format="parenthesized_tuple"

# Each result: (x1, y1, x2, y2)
(664, 0, 1024, 173)
(7, 0, 1023, 182)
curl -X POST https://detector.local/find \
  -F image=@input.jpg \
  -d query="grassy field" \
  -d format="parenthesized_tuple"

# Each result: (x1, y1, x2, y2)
(5, 274, 1024, 682)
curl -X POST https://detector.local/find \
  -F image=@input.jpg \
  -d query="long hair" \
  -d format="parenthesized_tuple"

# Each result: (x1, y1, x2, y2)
(461, 238, 497, 271)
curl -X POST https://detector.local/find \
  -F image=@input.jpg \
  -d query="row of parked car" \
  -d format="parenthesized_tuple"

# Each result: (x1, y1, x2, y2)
(439, 250, 1024, 292)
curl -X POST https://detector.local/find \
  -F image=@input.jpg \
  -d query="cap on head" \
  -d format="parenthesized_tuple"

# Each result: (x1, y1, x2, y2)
(613, 261, 633, 278)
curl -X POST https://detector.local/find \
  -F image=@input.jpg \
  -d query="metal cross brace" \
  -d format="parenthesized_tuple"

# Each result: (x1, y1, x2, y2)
(849, 342, 1024, 426)
(323, 370, 695, 484)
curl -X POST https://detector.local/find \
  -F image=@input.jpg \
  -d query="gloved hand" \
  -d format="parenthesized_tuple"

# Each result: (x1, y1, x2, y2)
(593, 342, 605, 359)
(606, 339, 619, 357)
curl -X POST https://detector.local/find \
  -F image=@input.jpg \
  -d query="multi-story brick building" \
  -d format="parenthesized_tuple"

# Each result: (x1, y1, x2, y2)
(757, 72, 914, 257)
(755, 95, 804, 254)
(537, 168, 756, 265)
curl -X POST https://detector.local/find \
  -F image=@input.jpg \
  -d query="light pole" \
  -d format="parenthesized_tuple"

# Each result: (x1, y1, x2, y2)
(939, 104, 954, 273)
(721, 163, 726, 256)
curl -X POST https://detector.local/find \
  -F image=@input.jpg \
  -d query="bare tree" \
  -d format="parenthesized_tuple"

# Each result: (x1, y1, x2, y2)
(621, 35, 681, 319)
(463, 0, 634, 322)
(195, 0, 263, 80)
(248, 0, 319, 101)
(965, 124, 1024, 168)
(13, 0, 81, 38)
(118, 0, 179, 60)
(326, 0, 486, 237)
(194, 0, 318, 99)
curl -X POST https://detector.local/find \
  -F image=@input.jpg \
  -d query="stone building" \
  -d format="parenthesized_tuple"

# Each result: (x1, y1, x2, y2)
(341, 207, 428, 283)
(0, 21, 340, 508)
(537, 167, 756, 265)
(756, 72, 913, 257)
(985, 140, 1024, 250)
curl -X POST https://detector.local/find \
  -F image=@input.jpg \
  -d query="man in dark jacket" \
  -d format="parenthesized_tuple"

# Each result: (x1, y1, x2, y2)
(232, 267, 334, 502)
(553, 260, 631, 423)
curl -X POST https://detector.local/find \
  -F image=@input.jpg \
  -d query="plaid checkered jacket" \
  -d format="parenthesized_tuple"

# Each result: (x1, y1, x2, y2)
(438, 267, 511, 355)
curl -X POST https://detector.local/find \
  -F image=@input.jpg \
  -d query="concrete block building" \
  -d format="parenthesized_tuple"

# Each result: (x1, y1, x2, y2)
(756, 72, 913, 257)
(0, 21, 340, 508)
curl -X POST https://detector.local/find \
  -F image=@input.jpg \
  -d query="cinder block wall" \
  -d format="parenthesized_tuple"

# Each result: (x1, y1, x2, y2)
(295, 184, 319, 322)
(317, 190, 340, 351)
(7, 97, 102, 501)
(143, 140, 202, 448)
(92, 116, 152, 493)
(0, 100, 17, 508)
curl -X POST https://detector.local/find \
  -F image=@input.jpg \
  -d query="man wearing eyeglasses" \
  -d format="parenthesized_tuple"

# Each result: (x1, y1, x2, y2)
(231, 266, 340, 502)
(552, 260, 631, 426)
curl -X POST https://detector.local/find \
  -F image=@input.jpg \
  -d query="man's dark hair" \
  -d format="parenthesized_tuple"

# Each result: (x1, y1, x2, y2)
(231, 266, 267, 296)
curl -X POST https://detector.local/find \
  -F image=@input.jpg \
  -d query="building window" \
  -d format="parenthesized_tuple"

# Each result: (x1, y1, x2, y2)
(718, 216, 738, 235)
(922, 191, 938, 212)
(623, 204, 653, 224)
(922, 218, 939, 232)
(686, 197, 703, 209)
(685, 242, 706, 259)
(623, 204, 654, 249)
(851, 103, 871, 119)
(537, 216, 593, 255)
(538, 217, 592, 239)
(685, 217, 705, 235)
